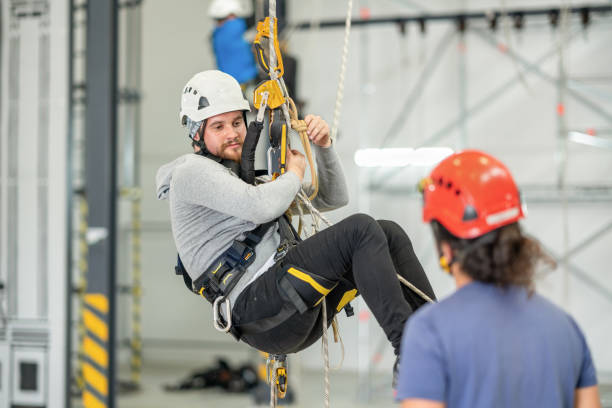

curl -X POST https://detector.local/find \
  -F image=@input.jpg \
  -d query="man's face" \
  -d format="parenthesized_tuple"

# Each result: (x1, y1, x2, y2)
(202, 110, 246, 162)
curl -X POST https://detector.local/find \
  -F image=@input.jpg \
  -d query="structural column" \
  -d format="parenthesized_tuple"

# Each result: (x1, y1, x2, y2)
(83, 1, 118, 407)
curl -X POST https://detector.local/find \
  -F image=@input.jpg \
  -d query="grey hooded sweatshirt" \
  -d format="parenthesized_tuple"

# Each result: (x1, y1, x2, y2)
(156, 143, 349, 309)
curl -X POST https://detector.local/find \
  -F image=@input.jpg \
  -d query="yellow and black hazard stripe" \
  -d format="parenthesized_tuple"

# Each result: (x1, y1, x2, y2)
(81, 293, 110, 408)
(129, 190, 143, 386)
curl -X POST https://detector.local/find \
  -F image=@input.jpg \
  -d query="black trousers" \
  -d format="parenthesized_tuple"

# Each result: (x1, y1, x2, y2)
(232, 213, 436, 355)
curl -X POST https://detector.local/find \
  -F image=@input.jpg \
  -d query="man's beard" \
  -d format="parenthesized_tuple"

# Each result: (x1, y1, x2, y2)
(221, 138, 243, 161)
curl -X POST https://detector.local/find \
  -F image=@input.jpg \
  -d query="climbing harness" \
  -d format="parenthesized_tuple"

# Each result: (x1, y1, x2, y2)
(174, 221, 275, 339)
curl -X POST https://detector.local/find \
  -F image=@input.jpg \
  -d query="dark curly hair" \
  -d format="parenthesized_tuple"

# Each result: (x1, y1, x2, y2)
(431, 221, 554, 293)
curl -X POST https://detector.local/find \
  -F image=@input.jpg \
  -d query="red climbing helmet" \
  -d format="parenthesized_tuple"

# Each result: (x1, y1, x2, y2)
(421, 149, 525, 239)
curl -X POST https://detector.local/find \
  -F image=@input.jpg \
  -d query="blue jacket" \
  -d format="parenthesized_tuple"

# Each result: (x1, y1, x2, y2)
(212, 18, 258, 84)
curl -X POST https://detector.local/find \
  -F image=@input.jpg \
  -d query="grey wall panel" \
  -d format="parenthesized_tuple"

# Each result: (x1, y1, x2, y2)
(0, 1, 69, 406)
(7, 36, 19, 318)
(38, 32, 49, 319)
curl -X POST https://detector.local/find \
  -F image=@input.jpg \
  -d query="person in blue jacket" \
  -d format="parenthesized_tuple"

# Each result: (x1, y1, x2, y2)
(209, 0, 258, 86)
(396, 150, 601, 408)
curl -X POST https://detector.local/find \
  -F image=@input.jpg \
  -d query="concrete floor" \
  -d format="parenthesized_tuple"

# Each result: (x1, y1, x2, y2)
(115, 362, 395, 408)
(70, 359, 396, 408)
(71, 359, 612, 408)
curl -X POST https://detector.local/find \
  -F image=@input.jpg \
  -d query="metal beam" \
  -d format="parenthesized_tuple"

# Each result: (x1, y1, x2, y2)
(366, 183, 612, 203)
(84, 0, 117, 407)
(378, 26, 455, 148)
(540, 242, 612, 305)
(473, 28, 612, 126)
(291, 5, 612, 30)
(374, 18, 612, 188)
(372, 27, 584, 187)
(562, 220, 612, 261)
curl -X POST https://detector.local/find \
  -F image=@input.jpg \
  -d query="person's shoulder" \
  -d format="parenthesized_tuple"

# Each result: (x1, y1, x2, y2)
(408, 283, 488, 327)
(174, 154, 221, 177)
(527, 292, 590, 337)
(408, 292, 462, 328)
(529, 292, 574, 320)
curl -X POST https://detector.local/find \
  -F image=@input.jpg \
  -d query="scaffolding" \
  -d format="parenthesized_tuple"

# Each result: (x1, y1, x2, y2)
(295, 3, 612, 402)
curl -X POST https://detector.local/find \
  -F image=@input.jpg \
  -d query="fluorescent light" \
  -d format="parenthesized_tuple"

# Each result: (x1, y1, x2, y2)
(568, 131, 612, 150)
(354, 148, 414, 167)
(354, 147, 454, 168)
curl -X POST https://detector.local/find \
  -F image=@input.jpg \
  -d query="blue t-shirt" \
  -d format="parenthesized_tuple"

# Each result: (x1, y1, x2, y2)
(397, 281, 597, 407)
(212, 18, 258, 85)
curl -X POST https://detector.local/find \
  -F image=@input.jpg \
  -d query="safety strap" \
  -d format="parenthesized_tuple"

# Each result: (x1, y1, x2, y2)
(175, 221, 275, 296)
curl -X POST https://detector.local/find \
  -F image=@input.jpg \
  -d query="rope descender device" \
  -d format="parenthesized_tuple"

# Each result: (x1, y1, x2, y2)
(252, 16, 319, 198)
(267, 120, 288, 179)
(253, 17, 284, 78)
(266, 354, 288, 400)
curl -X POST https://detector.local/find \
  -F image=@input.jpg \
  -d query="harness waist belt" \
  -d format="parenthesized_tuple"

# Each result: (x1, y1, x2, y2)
(175, 221, 275, 303)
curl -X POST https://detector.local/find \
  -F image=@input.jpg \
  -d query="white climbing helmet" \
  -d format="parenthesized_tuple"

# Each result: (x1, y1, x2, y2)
(179, 70, 250, 126)
(208, 0, 246, 19)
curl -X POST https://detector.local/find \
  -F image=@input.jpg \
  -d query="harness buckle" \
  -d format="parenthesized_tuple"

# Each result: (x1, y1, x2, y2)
(274, 241, 295, 262)
(212, 296, 232, 333)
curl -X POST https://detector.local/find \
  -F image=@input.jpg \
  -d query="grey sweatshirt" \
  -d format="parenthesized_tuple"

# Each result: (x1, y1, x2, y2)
(156, 144, 349, 309)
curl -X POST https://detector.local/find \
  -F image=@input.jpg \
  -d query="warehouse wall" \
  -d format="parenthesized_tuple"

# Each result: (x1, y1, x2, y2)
(136, 0, 612, 376)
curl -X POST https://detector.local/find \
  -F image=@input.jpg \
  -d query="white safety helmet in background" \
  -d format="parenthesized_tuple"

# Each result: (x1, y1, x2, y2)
(179, 70, 250, 127)
(208, 0, 248, 19)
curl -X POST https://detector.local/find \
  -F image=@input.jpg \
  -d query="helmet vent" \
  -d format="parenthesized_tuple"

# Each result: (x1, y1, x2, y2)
(455, 190, 461, 196)
(462, 205, 478, 221)
(446, 181, 453, 189)
(198, 96, 210, 110)
(438, 177, 444, 186)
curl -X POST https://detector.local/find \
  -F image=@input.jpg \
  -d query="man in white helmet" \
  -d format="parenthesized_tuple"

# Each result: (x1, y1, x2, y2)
(156, 71, 435, 380)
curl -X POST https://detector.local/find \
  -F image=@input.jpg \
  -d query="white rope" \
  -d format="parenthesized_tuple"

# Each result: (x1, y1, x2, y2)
(269, 358, 277, 408)
(268, 0, 277, 81)
(321, 298, 330, 408)
(331, 0, 354, 142)
(397, 275, 435, 303)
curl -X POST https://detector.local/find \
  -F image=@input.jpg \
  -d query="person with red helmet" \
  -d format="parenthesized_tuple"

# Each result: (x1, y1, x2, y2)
(396, 150, 600, 408)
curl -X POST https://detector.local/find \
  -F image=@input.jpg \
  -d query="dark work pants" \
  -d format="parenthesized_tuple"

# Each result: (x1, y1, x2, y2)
(232, 213, 436, 355)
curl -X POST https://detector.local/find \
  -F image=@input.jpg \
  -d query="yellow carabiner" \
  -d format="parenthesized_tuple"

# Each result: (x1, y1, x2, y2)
(276, 366, 288, 399)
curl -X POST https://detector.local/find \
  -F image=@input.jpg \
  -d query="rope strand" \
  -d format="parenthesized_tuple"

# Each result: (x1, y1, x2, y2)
(331, 0, 354, 142)
(322, 299, 330, 408)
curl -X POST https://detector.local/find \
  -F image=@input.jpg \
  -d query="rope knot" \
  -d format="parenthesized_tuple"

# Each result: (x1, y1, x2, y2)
(290, 119, 308, 133)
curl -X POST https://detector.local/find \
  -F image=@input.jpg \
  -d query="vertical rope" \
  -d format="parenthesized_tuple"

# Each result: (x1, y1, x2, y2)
(269, 0, 277, 81)
(270, 359, 277, 408)
(130, 190, 143, 386)
(321, 300, 330, 408)
(331, 0, 354, 142)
